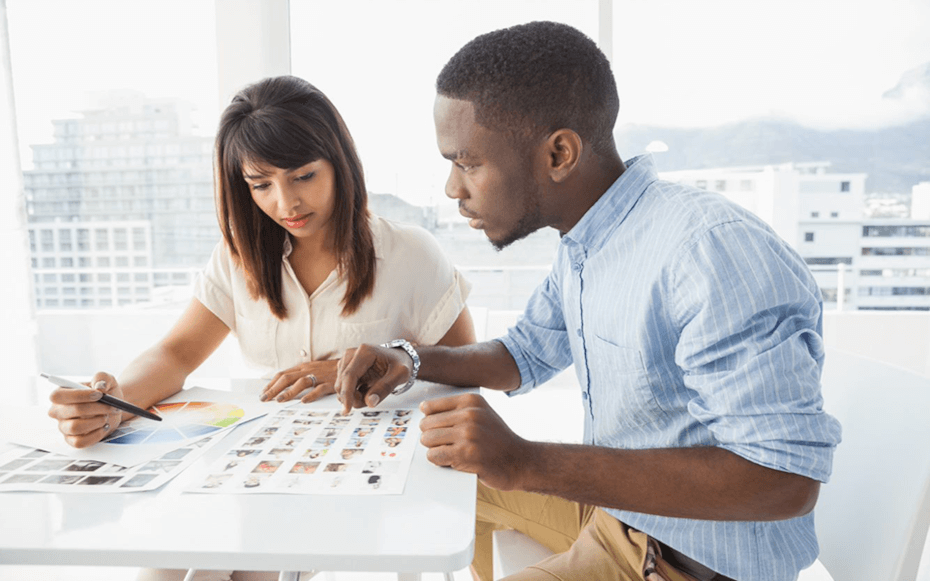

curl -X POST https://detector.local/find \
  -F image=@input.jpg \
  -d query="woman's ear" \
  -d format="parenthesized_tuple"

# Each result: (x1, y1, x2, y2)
(545, 129, 583, 183)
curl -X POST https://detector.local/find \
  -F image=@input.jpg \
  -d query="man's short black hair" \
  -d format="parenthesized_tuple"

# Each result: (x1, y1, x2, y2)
(436, 21, 619, 156)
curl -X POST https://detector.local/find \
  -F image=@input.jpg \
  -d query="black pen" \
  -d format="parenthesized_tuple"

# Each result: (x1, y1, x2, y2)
(41, 373, 163, 422)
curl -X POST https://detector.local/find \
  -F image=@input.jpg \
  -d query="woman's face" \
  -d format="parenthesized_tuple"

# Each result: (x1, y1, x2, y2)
(242, 158, 338, 246)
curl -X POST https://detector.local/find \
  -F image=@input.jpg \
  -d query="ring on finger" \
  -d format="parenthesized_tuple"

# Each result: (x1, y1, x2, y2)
(306, 374, 318, 388)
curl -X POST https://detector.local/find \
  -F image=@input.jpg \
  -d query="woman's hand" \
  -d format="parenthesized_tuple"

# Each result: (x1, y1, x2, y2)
(261, 360, 340, 403)
(47, 372, 124, 449)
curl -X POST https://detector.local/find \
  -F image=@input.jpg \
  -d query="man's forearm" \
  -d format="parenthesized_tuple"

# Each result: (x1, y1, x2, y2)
(417, 340, 522, 392)
(517, 442, 820, 522)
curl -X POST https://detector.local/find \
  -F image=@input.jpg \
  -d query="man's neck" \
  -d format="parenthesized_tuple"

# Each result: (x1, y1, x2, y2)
(551, 154, 626, 235)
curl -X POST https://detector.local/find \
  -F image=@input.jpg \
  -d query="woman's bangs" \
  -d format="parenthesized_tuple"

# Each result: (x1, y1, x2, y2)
(229, 112, 325, 173)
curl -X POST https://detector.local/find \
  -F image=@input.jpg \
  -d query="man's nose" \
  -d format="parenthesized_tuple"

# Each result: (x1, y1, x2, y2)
(445, 168, 465, 200)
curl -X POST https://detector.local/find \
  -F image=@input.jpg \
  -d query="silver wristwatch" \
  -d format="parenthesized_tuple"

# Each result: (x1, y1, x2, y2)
(380, 339, 420, 395)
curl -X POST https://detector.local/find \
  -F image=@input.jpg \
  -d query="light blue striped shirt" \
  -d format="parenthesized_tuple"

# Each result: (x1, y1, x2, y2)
(498, 154, 843, 581)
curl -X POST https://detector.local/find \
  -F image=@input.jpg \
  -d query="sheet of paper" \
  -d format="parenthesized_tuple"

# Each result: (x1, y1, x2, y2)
(0, 434, 224, 492)
(184, 405, 420, 495)
(0, 386, 277, 468)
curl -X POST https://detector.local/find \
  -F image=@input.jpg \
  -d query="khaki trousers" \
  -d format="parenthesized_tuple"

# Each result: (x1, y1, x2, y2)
(474, 482, 703, 581)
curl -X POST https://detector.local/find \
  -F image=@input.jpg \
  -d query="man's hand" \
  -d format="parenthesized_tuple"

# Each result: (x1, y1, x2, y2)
(261, 360, 339, 403)
(335, 344, 414, 415)
(419, 393, 534, 491)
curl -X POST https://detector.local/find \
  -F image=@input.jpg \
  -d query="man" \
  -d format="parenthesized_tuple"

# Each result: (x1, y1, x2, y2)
(336, 21, 841, 581)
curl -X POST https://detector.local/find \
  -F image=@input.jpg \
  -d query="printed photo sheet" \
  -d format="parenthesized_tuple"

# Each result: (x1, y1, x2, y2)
(0, 434, 222, 492)
(0, 386, 278, 468)
(186, 406, 420, 495)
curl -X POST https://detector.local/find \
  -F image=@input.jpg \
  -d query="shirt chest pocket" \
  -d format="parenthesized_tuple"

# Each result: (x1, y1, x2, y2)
(234, 313, 279, 371)
(337, 318, 396, 353)
(589, 336, 666, 430)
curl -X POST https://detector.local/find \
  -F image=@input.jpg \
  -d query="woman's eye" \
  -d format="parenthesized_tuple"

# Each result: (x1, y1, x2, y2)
(296, 171, 315, 182)
(251, 183, 270, 191)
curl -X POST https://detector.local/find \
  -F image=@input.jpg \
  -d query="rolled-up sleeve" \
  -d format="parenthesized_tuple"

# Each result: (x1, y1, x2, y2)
(498, 269, 574, 396)
(192, 242, 237, 333)
(670, 220, 842, 482)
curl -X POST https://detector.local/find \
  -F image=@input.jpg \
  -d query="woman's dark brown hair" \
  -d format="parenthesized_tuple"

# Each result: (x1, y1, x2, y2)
(215, 76, 375, 318)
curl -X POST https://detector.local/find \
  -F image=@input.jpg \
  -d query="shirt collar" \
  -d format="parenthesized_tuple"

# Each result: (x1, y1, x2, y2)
(280, 217, 385, 260)
(562, 154, 659, 252)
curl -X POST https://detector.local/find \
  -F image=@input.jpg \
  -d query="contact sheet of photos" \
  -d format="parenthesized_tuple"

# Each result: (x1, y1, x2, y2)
(185, 406, 420, 495)
(0, 435, 221, 492)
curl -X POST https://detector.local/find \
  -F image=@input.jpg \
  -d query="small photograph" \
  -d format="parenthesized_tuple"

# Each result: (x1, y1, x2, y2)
(313, 437, 337, 448)
(252, 460, 282, 474)
(159, 448, 192, 461)
(199, 473, 232, 489)
(64, 460, 106, 472)
(382, 437, 404, 448)
(380, 451, 397, 458)
(227, 449, 260, 458)
(267, 448, 294, 459)
(321, 428, 342, 439)
(364, 474, 383, 490)
(1, 473, 44, 484)
(360, 418, 380, 426)
(386, 427, 407, 438)
(267, 417, 287, 427)
(394, 410, 412, 417)
(292, 418, 321, 426)
(352, 427, 374, 438)
(96, 463, 131, 474)
(288, 428, 310, 437)
(323, 463, 347, 473)
(240, 474, 271, 489)
(328, 416, 351, 425)
(190, 436, 215, 448)
(38, 474, 83, 485)
(77, 475, 122, 486)
(244, 437, 268, 447)
(26, 459, 74, 472)
(259, 427, 279, 437)
(280, 438, 302, 448)
(346, 438, 368, 449)
(289, 461, 321, 474)
(223, 459, 242, 472)
(0, 459, 34, 471)
(277, 409, 297, 416)
(23, 449, 50, 459)
(362, 461, 381, 474)
(360, 411, 385, 418)
(303, 448, 328, 460)
(137, 460, 182, 474)
(121, 473, 160, 488)
(392, 418, 410, 427)
(340, 448, 363, 460)
(301, 411, 330, 418)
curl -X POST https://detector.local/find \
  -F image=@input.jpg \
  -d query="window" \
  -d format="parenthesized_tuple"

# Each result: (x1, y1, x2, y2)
(830, 212, 839, 218)
(97, 256, 110, 267)
(811, 212, 819, 218)
(696, 180, 707, 189)
(805, 257, 853, 265)
(804, 232, 815, 242)
(841, 181, 850, 192)
(714, 180, 727, 192)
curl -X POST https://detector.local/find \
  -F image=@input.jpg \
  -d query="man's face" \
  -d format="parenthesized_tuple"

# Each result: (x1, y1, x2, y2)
(433, 96, 545, 250)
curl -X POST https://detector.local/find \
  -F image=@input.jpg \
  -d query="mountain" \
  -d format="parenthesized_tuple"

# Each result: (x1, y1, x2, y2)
(615, 62, 930, 195)
(616, 117, 930, 194)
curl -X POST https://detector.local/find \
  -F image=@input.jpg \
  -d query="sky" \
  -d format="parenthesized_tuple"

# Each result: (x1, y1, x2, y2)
(6, 0, 930, 205)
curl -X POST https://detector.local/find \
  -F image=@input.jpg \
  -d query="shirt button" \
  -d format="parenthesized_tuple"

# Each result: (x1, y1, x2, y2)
(576, 329, 583, 337)
(581, 392, 589, 400)
(572, 262, 583, 272)
(299, 349, 308, 357)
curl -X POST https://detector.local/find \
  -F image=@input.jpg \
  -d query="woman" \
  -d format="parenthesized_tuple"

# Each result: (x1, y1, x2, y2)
(47, 76, 474, 450)
(48, 75, 475, 581)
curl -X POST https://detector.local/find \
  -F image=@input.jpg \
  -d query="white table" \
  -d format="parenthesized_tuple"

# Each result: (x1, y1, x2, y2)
(0, 379, 477, 578)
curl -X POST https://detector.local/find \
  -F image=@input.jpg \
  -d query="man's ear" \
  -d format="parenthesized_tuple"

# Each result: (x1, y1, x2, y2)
(545, 129, 583, 183)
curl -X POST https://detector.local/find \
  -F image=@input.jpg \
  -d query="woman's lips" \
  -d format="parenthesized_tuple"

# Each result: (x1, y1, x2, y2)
(284, 213, 311, 228)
